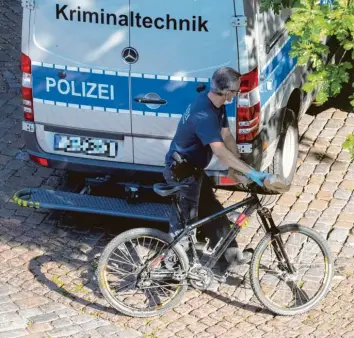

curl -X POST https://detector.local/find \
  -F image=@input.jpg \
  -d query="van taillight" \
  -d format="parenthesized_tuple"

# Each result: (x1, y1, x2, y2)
(239, 67, 259, 93)
(21, 53, 34, 121)
(219, 68, 260, 186)
(237, 103, 260, 142)
(30, 155, 48, 167)
(21, 53, 32, 73)
(219, 176, 237, 185)
(237, 68, 260, 143)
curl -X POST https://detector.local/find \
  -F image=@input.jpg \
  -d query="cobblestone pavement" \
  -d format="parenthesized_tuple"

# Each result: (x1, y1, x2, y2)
(1, 0, 354, 337)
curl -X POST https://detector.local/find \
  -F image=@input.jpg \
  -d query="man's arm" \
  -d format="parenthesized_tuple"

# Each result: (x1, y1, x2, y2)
(210, 141, 251, 175)
(221, 127, 241, 158)
(210, 141, 270, 186)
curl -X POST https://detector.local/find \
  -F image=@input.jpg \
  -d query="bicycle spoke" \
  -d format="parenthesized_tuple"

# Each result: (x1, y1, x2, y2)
(129, 239, 143, 265)
(107, 261, 134, 273)
(106, 264, 134, 276)
(151, 281, 170, 298)
(107, 265, 134, 279)
(111, 250, 135, 266)
(115, 246, 136, 267)
(114, 289, 138, 297)
(146, 288, 160, 307)
(135, 238, 142, 257)
(145, 237, 153, 259)
(123, 243, 138, 266)
(108, 256, 134, 267)
(156, 243, 167, 258)
(112, 281, 136, 293)
(143, 282, 177, 291)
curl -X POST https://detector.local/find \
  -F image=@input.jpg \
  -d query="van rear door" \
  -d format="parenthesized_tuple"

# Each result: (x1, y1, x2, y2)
(128, 1, 239, 168)
(29, 1, 133, 163)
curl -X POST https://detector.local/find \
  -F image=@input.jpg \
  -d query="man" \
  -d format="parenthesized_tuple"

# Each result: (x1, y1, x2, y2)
(163, 67, 270, 271)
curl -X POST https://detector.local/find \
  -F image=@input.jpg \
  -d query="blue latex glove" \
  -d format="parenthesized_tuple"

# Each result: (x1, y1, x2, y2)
(245, 169, 271, 187)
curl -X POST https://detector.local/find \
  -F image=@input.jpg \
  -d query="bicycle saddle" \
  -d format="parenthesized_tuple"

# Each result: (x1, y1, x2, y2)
(153, 183, 189, 197)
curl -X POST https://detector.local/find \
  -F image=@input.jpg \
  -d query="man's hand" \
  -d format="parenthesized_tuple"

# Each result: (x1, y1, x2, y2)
(245, 169, 271, 187)
(210, 142, 270, 187)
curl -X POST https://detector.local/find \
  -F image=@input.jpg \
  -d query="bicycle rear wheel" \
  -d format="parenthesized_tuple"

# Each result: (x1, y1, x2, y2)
(250, 224, 333, 316)
(97, 228, 189, 317)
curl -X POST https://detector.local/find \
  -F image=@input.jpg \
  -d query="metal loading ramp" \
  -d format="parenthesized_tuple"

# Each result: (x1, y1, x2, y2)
(13, 188, 171, 222)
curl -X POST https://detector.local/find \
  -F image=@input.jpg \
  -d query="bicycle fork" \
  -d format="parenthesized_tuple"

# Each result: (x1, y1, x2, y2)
(258, 207, 296, 274)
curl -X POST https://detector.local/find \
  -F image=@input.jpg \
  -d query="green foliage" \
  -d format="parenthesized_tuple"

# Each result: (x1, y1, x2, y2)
(261, 0, 354, 158)
(260, 0, 354, 104)
(343, 134, 354, 160)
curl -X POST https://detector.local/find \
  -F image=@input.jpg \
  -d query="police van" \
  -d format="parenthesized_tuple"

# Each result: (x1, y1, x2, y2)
(21, 0, 318, 189)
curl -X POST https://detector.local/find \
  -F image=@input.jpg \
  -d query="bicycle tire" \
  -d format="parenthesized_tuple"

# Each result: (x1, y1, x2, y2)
(250, 224, 333, 316)
(96, 228, 189, 318)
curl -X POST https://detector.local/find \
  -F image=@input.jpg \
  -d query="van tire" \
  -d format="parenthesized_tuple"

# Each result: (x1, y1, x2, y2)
(268, 109, 299, 183)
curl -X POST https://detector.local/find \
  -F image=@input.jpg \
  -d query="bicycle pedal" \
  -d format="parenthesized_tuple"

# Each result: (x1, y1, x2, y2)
(214, 272, 229, 284)
(202, 238, 212, 256)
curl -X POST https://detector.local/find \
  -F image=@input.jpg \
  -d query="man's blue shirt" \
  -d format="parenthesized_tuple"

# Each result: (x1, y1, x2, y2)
(166, 92, 229, 169)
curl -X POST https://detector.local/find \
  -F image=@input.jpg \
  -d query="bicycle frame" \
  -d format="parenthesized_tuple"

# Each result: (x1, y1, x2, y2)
(149, 193, 295, 275)
(183, 195, 259, 269)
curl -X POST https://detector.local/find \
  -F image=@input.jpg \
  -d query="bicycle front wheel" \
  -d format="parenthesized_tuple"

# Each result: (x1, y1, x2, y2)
(250, 224, 333, 316)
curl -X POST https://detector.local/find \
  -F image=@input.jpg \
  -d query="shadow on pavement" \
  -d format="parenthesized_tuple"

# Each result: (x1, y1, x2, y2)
(5, 171, 279, 321)
(23, 204, 268, 320)
(206, 288, 273, 316)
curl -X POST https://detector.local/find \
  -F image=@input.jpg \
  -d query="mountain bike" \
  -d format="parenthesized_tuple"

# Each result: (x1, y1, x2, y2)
(96, 181, 333, 317)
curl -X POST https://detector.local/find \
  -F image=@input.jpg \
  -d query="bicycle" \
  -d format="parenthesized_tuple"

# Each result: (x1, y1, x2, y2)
(96, 180, 334, 318)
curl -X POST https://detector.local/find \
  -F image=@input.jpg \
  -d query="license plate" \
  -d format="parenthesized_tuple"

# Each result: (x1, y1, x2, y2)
(54, 134, 117, 158)
(22, 121, 35, 133)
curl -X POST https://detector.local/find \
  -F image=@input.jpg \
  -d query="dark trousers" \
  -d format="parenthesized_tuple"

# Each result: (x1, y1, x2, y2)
(163, 166, 237, 251)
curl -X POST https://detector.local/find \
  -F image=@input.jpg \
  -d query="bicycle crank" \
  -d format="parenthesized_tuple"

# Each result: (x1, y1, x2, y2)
(189, 265, 214, 290)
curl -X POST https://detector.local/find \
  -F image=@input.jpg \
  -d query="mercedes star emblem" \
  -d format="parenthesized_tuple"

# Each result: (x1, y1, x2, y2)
(122, 47, 139, 64)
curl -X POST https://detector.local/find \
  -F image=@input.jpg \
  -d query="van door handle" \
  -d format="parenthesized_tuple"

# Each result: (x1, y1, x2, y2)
(134, 97, 167, 105)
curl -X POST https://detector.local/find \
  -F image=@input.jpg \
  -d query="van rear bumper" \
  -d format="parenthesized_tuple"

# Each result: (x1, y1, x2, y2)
(23, 130, 281, 193)
(23, 130, 227, 180)
(24, 129, 166, 176)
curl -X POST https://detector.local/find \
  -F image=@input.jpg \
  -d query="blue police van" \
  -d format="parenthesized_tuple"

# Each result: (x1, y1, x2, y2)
(20, 0, 323, 189)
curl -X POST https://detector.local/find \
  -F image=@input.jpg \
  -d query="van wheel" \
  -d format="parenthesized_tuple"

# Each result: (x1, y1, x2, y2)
(269, 109, 299, 182)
